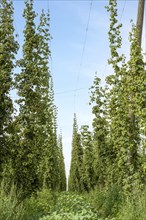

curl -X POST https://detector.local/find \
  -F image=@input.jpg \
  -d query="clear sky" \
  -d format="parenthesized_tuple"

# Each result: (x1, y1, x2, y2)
(12, 0, 146, 178)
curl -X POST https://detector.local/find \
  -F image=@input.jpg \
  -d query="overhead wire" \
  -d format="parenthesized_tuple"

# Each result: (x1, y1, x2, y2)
(47, 0, 127, 100)
(71, 0, 126, 117)
(11, 0, 127, 98)
(55, 87, 88, 95)
(74, 0, 93, 113)
(119, 0, 127, 22)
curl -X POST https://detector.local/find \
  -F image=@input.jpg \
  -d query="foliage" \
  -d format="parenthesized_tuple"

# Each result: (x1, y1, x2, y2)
(22, 189, 56, 220)
(117, 188, 146, 220)
(68, 0, 145, 196)
(58, 133, 66, 191)
(12, 0, 66, 197)
(80, 125, 95, 191)
(105, 0, 145, 190)
(13, 0, 43, 196)
(87, 185, 123, 219)
(0, 185, 145, 220)
(0, 184, 57, 220)
(0, 2, 145, 220)
(87, 186, 146, 220)
(0, 181, 24, 220)
(0, 0, 18, 181)
(68, 114, 83, 192)
(40, 192, 98, 220)
(90, 76, 109, 188)
(83, 0, 145, 192)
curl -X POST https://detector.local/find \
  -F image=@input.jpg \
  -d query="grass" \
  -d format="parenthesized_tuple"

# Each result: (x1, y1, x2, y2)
(0, 181, 24, 220)
(87, 185, 146, 220)
(0, 181, 145, 220)
(117, 189, 146, 220)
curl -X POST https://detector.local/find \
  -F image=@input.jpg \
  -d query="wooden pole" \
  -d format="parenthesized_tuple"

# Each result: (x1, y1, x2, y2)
(136, 0, 145, 46)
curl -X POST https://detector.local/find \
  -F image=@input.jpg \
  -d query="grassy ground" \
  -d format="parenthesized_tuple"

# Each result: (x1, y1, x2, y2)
(0, 182, 145, 220)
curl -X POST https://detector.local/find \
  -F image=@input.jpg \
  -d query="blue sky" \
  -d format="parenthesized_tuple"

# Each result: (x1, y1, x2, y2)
(13, 0, 146, 177)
